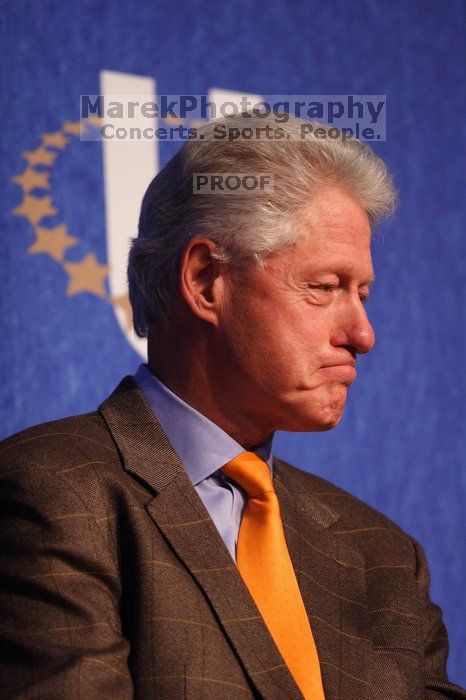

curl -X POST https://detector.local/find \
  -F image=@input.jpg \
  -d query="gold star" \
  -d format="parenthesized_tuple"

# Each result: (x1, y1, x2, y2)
(22, 147, 57, 167)
(12, 194, 57, 225)
(85, 115, 103, 128)
(111, 294, 133, 330)
(11, 168, 51, 192)
(42, 131, 69, 149)
(28, 224, 78, 262)
(63, 253, 108, 297)
(63, 121, 83, 136)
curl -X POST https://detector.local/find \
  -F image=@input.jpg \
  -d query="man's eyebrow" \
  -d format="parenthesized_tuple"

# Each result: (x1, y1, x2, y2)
(339, 265, 375, 287)
(301, 265, 376, 286)
(337, 267, 376, 287)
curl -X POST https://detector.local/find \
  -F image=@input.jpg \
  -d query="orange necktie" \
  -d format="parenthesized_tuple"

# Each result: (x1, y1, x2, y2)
(222, 452, 325, 700)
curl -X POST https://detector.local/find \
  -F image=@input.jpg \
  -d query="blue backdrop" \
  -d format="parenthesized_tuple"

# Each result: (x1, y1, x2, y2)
(1, 0, 464, 685)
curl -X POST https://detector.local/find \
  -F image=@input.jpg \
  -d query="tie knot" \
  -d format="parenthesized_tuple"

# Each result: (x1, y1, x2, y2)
(221, 451, 274, 498)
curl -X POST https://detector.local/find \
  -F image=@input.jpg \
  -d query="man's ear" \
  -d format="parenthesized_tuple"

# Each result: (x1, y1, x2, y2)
(179, 237, 227, 326)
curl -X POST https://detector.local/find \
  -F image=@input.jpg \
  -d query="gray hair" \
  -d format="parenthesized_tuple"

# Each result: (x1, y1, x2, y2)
(128, 112, 397, 337)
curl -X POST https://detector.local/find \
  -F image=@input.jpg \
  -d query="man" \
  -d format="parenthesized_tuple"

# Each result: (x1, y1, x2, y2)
(1, 113, 464, 699)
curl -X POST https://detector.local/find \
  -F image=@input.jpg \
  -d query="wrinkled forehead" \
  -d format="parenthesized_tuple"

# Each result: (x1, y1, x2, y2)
(296, 187, 372, 239)
(263, 226, 374, 283)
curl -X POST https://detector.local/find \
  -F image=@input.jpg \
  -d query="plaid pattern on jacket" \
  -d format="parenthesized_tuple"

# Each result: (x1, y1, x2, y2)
(1, 377, 464, 699)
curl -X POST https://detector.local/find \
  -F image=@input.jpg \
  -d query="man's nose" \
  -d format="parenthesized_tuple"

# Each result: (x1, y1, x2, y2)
(330, 298, 376, 355)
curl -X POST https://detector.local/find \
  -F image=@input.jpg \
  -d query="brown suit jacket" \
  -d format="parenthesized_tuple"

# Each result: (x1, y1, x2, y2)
(0, 377, 464, 699)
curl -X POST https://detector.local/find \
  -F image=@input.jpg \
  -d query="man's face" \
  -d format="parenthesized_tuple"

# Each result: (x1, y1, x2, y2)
(217, 186, 376, 435)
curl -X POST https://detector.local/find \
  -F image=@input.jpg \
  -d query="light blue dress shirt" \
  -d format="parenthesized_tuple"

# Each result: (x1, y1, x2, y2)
(134, 364, 274, 562)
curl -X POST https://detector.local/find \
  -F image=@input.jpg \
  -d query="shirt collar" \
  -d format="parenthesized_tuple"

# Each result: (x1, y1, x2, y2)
(134, 364, 274, 486)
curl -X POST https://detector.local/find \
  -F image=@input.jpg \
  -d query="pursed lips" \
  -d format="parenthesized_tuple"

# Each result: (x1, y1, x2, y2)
(320, 360, 357, 382)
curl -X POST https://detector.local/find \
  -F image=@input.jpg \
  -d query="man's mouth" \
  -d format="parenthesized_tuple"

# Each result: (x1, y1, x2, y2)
(320, 364, 357, 383)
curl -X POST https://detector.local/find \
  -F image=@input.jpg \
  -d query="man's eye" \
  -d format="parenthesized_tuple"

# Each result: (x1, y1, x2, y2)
(309, 284, 334, 292)
(360, 295, 369, 305)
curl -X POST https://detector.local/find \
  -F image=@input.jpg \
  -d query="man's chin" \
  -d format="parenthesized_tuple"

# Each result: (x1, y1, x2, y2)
(297, 395, 347, 432)
(318, 396, 348, 429)
(275, 385, 349, 432)
(283, 405, 345, 433)
(316, 411, 344, 431)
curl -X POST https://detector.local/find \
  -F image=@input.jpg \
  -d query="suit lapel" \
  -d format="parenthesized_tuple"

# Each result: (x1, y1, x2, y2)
(99, 378, 302, 699)
(274, 459, 372, 700)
